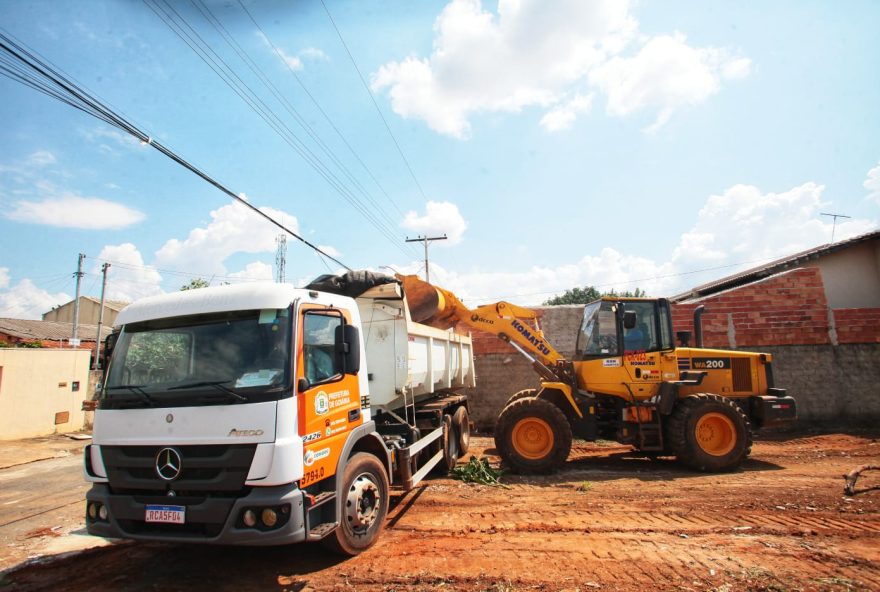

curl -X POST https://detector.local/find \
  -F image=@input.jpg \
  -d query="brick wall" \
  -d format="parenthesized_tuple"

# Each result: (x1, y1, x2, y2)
(833, 308, 880, 344)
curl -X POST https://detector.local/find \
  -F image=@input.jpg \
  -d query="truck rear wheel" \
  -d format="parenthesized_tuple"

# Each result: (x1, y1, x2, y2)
(434, 414, 458, 474)
(667, 394, 752, 472)
(453, 406, 470, 456)
(322, 452, 389, 556)
(494, 397, 572, 474)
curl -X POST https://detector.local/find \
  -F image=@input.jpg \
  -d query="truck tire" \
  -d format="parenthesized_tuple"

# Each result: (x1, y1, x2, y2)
(453, 406, 470, 457)
(494, 397, 572, 474)
(502, 388, 537, 410)
(434, 414, 458, 474)
(667, 394, 752, 472)
(322, 452, 389, 556)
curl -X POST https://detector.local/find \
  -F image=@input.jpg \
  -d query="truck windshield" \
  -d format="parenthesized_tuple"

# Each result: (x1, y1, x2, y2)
(102, 308, 292, 408)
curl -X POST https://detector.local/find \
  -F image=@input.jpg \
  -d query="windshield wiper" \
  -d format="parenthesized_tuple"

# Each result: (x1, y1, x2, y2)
(105, 384, 156, 407)
(168, 380, 247, 402)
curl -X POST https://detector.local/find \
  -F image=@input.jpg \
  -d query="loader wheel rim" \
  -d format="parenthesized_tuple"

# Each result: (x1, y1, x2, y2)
(695, 412, 737, 456)
(511, 417, 554, 460)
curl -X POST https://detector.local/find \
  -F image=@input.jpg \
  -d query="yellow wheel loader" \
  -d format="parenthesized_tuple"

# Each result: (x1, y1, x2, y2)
(401, 276, 796, 474)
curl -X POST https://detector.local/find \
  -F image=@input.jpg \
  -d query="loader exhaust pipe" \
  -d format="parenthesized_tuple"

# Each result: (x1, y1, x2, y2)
(693, 305, 705, 348)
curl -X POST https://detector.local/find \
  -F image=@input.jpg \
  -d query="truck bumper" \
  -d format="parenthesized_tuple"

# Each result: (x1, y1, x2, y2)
(85, 483, 306, 546)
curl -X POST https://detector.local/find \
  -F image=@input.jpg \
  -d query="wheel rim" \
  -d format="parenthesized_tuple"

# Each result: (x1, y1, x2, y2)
(345, 473, 380, 531)
(511, 417, 554, 460)
(694, 412, 736, 456)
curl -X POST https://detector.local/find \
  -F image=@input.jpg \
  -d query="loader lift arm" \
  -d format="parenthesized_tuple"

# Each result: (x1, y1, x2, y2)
(399, 275, 572, 384)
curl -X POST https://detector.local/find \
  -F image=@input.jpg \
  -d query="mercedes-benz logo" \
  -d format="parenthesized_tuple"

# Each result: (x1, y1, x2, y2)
(155, 447, 182, 481)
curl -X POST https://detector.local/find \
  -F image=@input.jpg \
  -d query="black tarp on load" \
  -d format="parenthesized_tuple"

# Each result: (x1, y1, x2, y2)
(305, 270, 399, 298)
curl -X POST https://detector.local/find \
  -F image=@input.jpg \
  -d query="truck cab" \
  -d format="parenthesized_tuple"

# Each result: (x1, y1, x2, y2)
(84, 277, 473, 554)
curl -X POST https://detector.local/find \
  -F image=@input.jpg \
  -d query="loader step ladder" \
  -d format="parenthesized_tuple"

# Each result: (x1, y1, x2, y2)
(636, 408, 665, 452)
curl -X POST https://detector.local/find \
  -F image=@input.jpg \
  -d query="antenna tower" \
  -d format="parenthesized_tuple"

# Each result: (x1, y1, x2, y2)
(275, 234, 287, 283)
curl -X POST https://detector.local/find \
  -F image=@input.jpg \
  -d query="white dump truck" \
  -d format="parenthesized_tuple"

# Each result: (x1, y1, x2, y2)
(84, 272, 474, 555)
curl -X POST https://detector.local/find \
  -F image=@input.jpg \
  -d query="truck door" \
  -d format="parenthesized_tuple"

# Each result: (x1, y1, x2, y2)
(296, 306, 363, 488)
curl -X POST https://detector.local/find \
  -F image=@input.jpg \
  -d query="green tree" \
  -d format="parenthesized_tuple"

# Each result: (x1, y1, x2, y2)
(543, 285, 645, 305)
(180, 278, 210, 291)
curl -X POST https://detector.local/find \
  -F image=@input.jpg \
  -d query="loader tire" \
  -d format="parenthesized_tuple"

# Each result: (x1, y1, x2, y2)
(667, 393, 752, 472)
(453, 406, 470, 457)
(502, 388, 538, 410)
(322, 452, 389, 556)
(494, 397, 572, 474)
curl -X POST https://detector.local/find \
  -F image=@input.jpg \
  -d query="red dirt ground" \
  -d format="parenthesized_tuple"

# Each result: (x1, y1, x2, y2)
(2, 432, 878, 591)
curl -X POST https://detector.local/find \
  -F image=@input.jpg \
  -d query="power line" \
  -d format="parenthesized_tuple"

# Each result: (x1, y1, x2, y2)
(144, 0, 410, 258)
(195, 0, 415, 258)
(0, 28, 350, 271)
(319, 0, 430, 203)
(235, 0, 407, 220)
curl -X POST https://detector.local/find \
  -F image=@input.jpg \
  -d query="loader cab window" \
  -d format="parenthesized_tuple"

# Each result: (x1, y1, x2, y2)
(303, 312, 343, 385)
(576, 301, 619, 358)
(622, 301, 659, 353)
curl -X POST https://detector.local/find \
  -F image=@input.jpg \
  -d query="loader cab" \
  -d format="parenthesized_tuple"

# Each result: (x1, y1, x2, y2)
(575, 297, 675, 360)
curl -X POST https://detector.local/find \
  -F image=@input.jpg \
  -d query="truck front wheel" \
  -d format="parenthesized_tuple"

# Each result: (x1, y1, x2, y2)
(667, 394, 752, 472)
(322, 452, 389, 556)
(494, 397, 572, 474)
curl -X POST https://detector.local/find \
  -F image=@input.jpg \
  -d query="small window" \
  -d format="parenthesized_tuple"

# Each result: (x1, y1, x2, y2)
(303, 313, 342, 384)
(623, 301, 659, 353)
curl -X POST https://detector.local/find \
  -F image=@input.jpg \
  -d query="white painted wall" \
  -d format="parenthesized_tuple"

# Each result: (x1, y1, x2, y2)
(0, 349, 91, 439)
(810, 240, 880, 309)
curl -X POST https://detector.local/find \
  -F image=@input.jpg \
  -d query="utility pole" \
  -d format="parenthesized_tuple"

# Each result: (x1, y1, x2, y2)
(405, 234, 447, 283)
(94, 263, 110, 369)
(820, 212, 851, 243)
(71, 252, 85, 345)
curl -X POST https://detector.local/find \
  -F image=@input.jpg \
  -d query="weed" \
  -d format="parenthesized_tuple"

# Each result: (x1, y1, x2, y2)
(451, 456, 508, 487)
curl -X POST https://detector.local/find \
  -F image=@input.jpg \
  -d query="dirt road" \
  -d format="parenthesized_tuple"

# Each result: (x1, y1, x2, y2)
(2, 432, 878, 591)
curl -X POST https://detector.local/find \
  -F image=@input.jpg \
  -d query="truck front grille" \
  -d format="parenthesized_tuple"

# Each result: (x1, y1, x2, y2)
(101, 444, 257, 496)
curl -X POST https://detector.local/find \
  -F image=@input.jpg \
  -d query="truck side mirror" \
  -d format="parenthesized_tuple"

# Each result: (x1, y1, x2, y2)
(335, 324, 361, 375)
(102, 332, 118, 371)
(623, 310, 637, 330)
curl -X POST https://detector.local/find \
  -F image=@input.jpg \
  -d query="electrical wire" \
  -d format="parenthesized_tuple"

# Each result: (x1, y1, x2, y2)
(0, 28, 350, 271)
(235, 0, 407, 219)
(319, 0, 430, 203)
(143, 0, 410, 258)
(193, 0, 414, 258)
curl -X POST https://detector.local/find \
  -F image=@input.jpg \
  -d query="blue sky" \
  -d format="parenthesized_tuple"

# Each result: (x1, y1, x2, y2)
(1, 0, 878, 318)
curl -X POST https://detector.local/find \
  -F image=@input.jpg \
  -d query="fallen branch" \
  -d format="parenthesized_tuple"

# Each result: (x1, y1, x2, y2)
(843, 464, 880, 496)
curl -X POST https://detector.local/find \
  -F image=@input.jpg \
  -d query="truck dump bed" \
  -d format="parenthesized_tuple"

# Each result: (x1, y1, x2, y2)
(354, 281, 475, 410)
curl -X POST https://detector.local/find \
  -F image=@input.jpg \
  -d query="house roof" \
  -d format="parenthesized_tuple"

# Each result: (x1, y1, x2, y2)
(672, 229, 880, 303)
(0, 318, 113, 342)
(81, 297, 130, 311)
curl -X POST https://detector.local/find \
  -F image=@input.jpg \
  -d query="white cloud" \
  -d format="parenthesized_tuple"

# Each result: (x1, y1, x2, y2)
(540, 93, 594, 132)
(81, 127, 142, 151)
(257, 32, 306, 71)
(95, 244, 163, 302)
(387, 179, 875, 304)
(300, 47, 328, 61)
(0, 274, 71, 320)
(864, 161, 880, 204)
(372, 0, 746, 138)
(317, 245, 342, 258)
(401, 201, 468, 245)
(155, 201, 298, 277)
(26, 150, 57, 167)
(589, 33, 750, 132)
(6, 192, 145, 229)
(228, 261, 274, 282)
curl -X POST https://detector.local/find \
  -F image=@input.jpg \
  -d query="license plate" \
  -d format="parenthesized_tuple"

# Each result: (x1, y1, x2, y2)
(145, 505, 185, 524)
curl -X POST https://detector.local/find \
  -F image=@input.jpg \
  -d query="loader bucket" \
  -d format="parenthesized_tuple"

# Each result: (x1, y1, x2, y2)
(398, 275, 459, 328)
